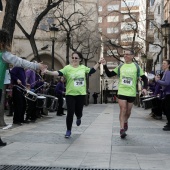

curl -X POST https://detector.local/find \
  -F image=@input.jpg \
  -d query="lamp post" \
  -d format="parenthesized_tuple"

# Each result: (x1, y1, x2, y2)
(161, 20, 170, 59)
(49, 24, 59, 70)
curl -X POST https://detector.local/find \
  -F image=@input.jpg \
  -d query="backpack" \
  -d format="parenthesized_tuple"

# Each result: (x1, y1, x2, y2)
(117, 62, 140, 78)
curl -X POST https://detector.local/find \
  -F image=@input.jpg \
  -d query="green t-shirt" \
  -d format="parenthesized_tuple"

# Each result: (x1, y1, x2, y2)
(0, 52, 7, 89)
(114, 63, 144, 97)
(59, 64, 90, 95)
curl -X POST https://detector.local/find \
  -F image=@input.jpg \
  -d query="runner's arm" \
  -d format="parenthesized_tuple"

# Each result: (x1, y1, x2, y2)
(140, 75, 148, 89)
(103, 65, 117, 77)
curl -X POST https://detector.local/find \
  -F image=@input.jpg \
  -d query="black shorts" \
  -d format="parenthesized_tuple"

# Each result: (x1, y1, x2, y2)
(118, 95, 136, 103)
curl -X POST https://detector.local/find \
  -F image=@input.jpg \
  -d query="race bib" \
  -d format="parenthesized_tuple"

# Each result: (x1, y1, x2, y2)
(74, 78, 84, 86)
(122, 77, 132, 86)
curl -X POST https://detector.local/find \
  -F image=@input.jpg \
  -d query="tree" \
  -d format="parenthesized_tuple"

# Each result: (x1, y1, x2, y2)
(54, 1, 96, 64)
(16, 0, 64, 62)
(2, 0, 22, 41)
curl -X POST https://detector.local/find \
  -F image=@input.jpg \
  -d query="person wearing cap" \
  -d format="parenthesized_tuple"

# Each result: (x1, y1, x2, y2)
(100, 49, 148, 139)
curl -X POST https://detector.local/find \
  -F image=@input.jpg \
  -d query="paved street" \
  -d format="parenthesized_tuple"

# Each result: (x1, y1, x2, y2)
(0, 103, 170, 170)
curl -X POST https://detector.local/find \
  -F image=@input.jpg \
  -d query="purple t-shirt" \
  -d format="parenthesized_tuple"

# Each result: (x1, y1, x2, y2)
(25, 69, 36, 88)
(157, 70, 170, 95)
(10, 67, 26, 86)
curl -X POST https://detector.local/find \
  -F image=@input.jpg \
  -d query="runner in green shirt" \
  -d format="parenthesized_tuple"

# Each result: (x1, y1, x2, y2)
(44, 51, 101, 138)
(101, 49, 148, 138)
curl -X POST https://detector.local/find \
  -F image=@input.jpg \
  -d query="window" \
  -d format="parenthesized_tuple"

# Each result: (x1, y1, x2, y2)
(110, 39, 119, 43)
(107, 61, 118, 67)
(127, 1, 134, 6)
(121, 34, 134, 42)
(107, 50, 118, 56)
(124, 15, 130, 20)
(98, 17, 102, 23)
(149, 22, 154, 29)
(123, 14, 136, 20)
(107, 16, 119, 22)
(150, 0, 154, 6)
(107, 5, 119, 11)
(121, 22, 136, 30)
(121, 0, 139, 7)
(107, 27, 119, 34)
(98, 6, 102, 12)
(158, 5, 160, 14)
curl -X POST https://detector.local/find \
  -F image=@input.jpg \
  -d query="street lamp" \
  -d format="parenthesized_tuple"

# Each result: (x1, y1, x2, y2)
(161, 20, 170, 59)
(49, 24, 59, 70)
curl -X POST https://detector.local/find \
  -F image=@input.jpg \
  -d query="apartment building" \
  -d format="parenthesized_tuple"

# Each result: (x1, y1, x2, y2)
(145, 0, 164, 73)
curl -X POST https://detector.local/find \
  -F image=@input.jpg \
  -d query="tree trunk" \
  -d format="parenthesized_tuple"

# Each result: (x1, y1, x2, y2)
(30, 37, 41, 62)
(2, 0, 22, 41)
(66, 33, 70, 65)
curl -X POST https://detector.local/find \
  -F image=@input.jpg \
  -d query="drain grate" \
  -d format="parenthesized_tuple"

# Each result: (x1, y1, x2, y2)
(0, 165, 138, 170)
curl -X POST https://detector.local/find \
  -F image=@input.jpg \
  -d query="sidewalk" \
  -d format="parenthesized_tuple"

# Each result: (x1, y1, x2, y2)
(0, 104, 170, 170)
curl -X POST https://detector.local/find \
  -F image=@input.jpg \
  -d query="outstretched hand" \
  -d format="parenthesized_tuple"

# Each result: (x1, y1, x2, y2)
(38, 62, 48, 72)
(100, 58, 106, 65)
(41, 68, 48, 75)
(142, 89, 148, 96)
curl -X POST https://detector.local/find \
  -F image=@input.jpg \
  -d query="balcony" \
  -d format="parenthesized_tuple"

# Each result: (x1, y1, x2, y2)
(121, 6, 139, 13)
(120, 41, 134, 46)
(148, 12, 154, 20)
(107, 62, 118, 68)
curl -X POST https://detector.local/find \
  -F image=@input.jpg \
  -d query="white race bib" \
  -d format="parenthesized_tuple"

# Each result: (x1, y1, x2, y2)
(122, 77, 132, 86)
(74, 78, 84, 87)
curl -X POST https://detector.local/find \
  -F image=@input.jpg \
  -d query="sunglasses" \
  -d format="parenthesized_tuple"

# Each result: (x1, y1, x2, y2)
(72, 57, 79, 60)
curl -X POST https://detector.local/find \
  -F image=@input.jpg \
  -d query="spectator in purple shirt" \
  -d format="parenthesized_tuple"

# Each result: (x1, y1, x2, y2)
(155, 59, 170, 131)
(10, 66, 27, 125)
(55, 77, 65, 116)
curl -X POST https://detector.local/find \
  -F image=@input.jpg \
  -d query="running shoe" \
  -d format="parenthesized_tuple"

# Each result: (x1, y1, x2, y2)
(164, 123, 170, 128)
(65, 130, 71, 138)
(76, 119, 81, 126)
(163, 126, 170, 131)
(120, 129, 127, 139)
(124, 122, 128, 131)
